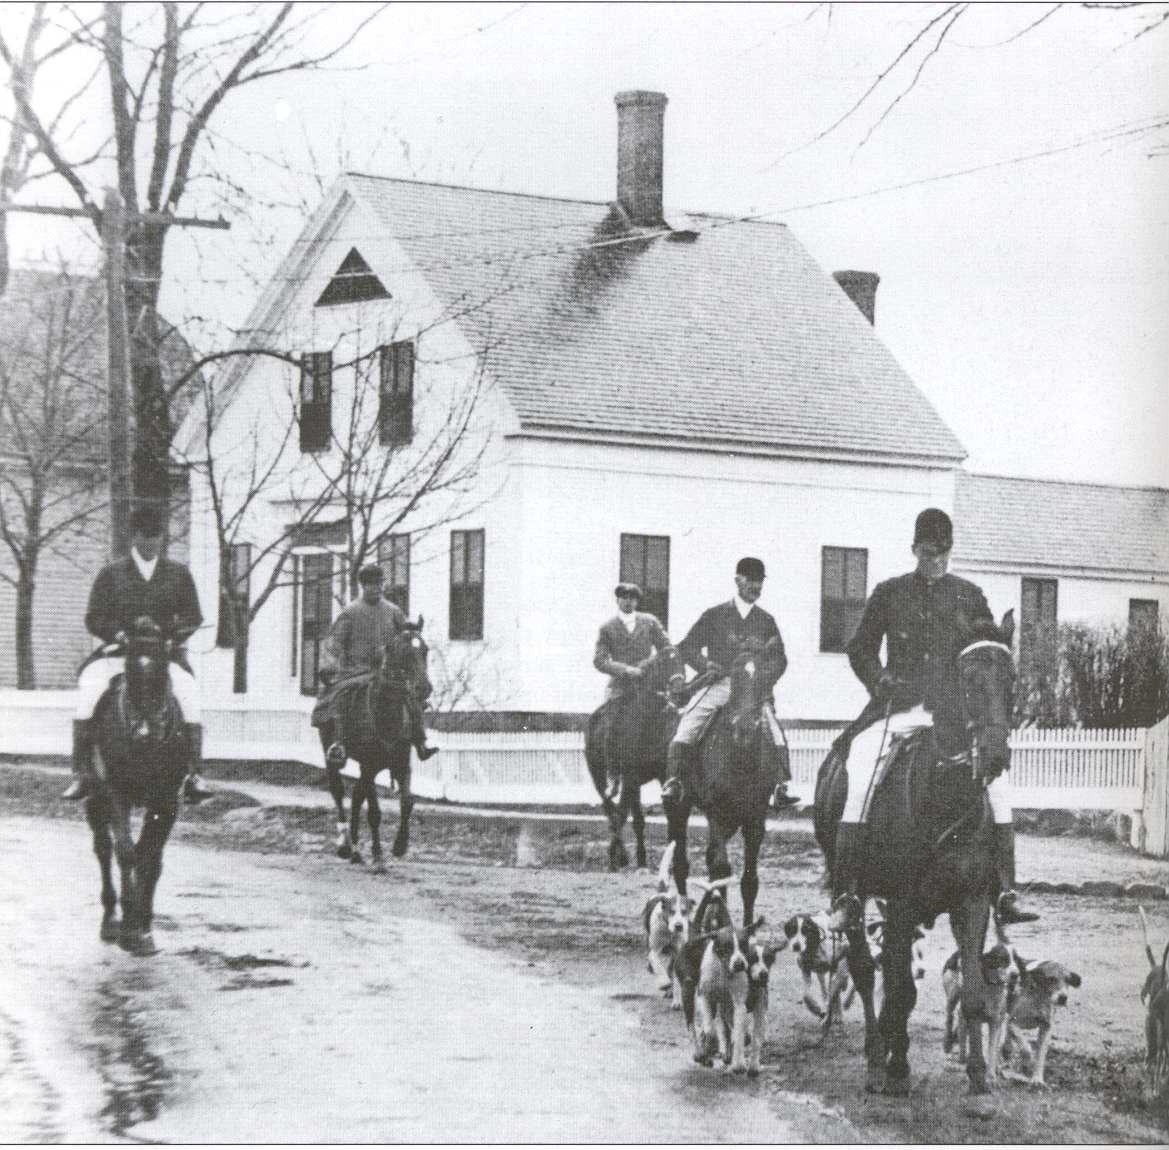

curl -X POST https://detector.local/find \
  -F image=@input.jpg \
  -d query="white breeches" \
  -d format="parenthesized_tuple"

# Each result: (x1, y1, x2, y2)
(672, 678, 732, 745)
(840, 704, 1012, 824)
(75, 656, 200, 721)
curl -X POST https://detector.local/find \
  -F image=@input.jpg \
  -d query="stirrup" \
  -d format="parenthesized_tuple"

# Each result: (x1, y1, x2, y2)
(772, 784, 800, 810)
(660, 777, 684, 804)
(183, 774, 214, 804)
(62, 776, 89, 801)
(995, 890, 1039, 925)
(326, 742, 348, 769)
(416, 744, 439, 762)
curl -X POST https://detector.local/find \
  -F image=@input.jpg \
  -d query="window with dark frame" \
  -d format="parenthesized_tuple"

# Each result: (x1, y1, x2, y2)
(299, 351, 332, 453)
(379, 341, 415, 446)
(298, 552, 335, 696)
(315, 248, 390, 307)
(449, 529, 484, 641)
(378, 534, 411, 616)
(820, 546, 868, 653)
(1129, 598, 1160, 633)
(620, 533, 670, 627)
(216, 542, 252, 647)
(1020, 576, 1059, 683)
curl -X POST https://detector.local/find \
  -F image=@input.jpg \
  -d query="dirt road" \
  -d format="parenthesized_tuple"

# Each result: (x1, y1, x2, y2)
(0, 763, 1166, 1143)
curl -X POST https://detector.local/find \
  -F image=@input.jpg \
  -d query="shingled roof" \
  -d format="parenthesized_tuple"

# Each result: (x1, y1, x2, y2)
(345, 174, 965, 464)
(955, 472, 1169, 576)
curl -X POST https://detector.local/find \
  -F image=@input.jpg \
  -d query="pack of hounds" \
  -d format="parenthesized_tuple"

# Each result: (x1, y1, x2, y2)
(639, 843, 1169, 1092)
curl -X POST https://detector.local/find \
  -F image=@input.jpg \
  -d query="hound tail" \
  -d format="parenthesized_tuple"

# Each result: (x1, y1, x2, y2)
(656, 840, 677, 893)
(1138, 905, 1158, 970)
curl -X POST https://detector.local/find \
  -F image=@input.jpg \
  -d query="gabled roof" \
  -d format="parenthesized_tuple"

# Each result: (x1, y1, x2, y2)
(344, 174, 965, 464)
(954, 472, 1169, 576)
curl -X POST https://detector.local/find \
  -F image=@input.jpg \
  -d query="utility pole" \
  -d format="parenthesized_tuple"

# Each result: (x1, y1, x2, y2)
(102, 187, 131, 557)
(1, 198, 229, 558)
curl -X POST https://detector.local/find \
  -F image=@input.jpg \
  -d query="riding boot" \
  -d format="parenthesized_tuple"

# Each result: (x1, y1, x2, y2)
(826, 822, 866, 932)
(993, 824, 1039, 925)
(411, 707, 439, 761)
(181, 723, 214, 804)
(660, 742, 691, 805)
(771, 783, 801, 810)
(62, 720, 94, 800)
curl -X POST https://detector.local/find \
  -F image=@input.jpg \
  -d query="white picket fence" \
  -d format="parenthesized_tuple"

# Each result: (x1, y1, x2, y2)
(1, 691, 1166, 854)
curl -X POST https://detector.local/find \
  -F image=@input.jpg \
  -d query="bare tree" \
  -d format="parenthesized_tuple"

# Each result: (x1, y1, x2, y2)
(181, 319, 498, 695)
(0, 2, 388, 521)
(0, 266, 107, 687)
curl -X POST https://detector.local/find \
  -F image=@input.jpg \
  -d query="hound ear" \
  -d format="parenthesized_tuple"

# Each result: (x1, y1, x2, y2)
(415, 614, 425, 631)
(1000, 609, 1015, 649)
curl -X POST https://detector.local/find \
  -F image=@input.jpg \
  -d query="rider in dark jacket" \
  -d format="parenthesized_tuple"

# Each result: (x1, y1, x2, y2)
(830, 508, 1038, 928)
(63, 505, 212, 802)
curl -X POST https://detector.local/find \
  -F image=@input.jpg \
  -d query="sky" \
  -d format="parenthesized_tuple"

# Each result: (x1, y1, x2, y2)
(9, 1, 1169, 488)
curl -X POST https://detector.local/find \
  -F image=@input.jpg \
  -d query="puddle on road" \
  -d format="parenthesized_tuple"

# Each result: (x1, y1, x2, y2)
(91, 983, 172, 1137)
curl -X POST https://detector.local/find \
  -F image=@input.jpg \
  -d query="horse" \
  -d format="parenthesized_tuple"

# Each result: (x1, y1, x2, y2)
(317, 620, 431, 870)
(584, 646, 682, 870)
(85, 616, 192, 957)
(814, 611, 1017, 1101)
(666, 638, 787, 928)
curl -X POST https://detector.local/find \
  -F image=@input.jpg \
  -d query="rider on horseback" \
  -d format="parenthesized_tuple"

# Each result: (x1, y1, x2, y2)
(62, 505, 212, 803)
(593, 582, 675, 800)
(659, 556, 800, 811)
(317, 564, 437, 768)
(829, 508, 1038, 929)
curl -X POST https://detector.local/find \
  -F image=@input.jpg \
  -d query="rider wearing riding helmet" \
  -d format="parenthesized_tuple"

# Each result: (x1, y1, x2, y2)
(593, 582, 675, 799)
(830, 507, 1038, 929)
(317, 564, 437, 768)
(660, 556, 800, 811)
(63, 505, 212, 802)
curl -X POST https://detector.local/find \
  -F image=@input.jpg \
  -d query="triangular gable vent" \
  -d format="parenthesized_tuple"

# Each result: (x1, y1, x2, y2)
(315, 247, 390, 307)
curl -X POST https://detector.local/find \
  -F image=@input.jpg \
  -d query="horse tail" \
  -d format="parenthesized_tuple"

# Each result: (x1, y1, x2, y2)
(655, 840, 676, 893)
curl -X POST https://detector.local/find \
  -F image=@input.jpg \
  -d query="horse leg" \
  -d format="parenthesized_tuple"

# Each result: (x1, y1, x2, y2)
(740, 819, 764, 927)
(85, 793, 119, 943)
(367, 767, 384, 872)
(604, 790, 627, 871)
(392, 752, 413, 858)
(631, 785, 647, 871)
(326, 764, 352, 859)
(952, 896, 992, 1097)
(840, 916, 883, 1089)
(107, 792, 140, 953)
(132, 805, 177, 957)
(877, 899, 919, 1096)
(347, 771, 367, 865)
(668, 801, 691, 898)
(704, 814, 733, 884)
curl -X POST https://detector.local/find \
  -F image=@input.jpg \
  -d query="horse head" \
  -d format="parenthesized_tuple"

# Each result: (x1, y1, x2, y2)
(124, 615, 171, 716)
(375, 618, 431, 700)
(958, 609, 1016, 779)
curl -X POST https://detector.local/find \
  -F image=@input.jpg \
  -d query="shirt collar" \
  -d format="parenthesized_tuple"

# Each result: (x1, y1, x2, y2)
(618, 611, 638, 632)
(131, 547, 159, 582)
(733, 595, 756, 619)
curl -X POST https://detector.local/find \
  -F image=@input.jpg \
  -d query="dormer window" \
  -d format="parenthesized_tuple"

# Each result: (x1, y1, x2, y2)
(315, 248, 390, 307)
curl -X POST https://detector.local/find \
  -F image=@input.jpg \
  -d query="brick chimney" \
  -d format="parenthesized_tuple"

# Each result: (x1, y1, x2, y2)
(833, 270, 880, 325)
(615, 90, 667, 227)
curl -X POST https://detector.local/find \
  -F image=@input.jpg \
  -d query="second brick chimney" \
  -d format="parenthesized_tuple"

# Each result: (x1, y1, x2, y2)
(833, 270, 880, 325)
(615, 90, 667, 228)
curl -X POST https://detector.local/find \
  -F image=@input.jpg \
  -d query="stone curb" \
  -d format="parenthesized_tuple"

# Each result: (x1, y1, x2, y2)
(1025, 879, 1168, 900)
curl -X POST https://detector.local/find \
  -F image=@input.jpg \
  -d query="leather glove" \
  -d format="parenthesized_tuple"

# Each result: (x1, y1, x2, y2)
(624, 664, 644, 680)
(668, 677, 688, 706)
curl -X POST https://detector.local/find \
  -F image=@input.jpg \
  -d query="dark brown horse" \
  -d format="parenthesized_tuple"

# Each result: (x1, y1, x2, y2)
(86, 617, 192, 956)
(814, 612, 1017, 1100)
(666, 638, 786, 927)
(585, 646, 681, 870)
(318, 621, 430, 869)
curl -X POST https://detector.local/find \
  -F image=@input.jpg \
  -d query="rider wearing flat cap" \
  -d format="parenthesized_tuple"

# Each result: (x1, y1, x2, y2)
(593, 582, 675, 799)
(318, 563, 437, 767)
(63, 505, 212, 802)
(831, 508, 1037, 928)
(660, 557, 799, 811)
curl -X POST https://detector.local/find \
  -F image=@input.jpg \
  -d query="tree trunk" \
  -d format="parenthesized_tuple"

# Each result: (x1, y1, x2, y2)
(15, 560, 35, 689)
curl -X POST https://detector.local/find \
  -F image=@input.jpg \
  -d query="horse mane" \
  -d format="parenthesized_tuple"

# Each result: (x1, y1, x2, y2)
(963, 618, 1005, 647)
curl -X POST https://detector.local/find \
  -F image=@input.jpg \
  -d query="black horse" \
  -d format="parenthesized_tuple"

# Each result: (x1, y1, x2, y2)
(666, 638, 786, 928)
(85, 616, 192, 956)
(584, 646, 681, 870)
(317, 621, 430, 870)
(814, 612, 1017, 1100)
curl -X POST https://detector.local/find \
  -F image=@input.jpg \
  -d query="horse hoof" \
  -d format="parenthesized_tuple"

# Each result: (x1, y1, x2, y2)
(962, 1095, 997, 1120)
(135, 933, 158, 958)
(865, 1069, 885, 1094)
(336, 843, 352, 860)
(350, 851, 364, 866)
(883, 1074, 911, 1097)
(117, 931, 137, 954)
(100, 916, 120, 943)
(371, 858, 386, 874)
(732, 1064, 747, 1076)
(392, 838, 408, 858)
(747, 1066, 760, 1079)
